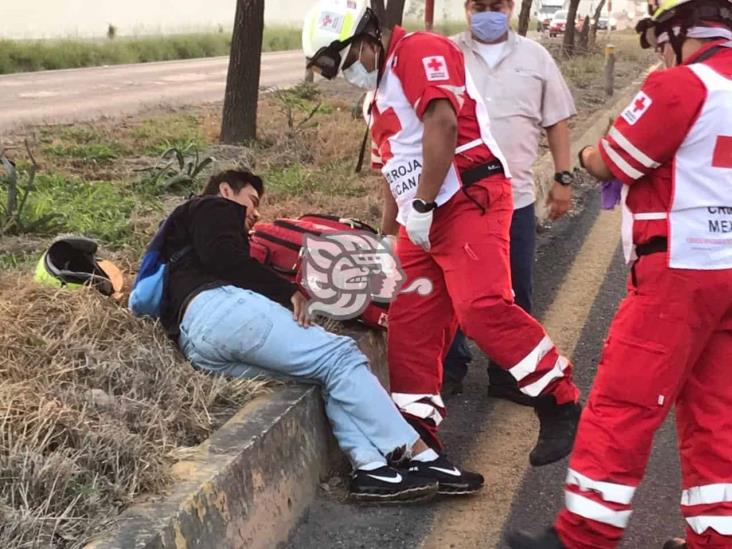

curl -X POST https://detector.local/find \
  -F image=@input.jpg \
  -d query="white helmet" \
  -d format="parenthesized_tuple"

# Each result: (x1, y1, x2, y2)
(302, 0, 380, 79)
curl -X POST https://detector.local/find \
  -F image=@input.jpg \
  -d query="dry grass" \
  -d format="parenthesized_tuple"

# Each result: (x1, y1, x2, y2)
(0, 277, 268, 548)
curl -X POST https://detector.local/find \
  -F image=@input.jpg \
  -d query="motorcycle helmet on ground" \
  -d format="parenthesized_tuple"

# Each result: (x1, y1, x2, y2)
(34, 236, 124, 299)
(636, 0, 732, 63)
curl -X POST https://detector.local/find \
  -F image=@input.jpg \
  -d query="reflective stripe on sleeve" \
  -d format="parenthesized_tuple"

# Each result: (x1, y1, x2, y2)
(609, 128, 661, 169)
(601, 138, 644, 180)
(682, 484, 732, 507)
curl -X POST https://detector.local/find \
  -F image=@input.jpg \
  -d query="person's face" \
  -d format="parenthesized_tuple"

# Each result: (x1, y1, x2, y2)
(342, 37, 379, 72)
(219, 182, 261, 231)
(465, 0, 514, 26)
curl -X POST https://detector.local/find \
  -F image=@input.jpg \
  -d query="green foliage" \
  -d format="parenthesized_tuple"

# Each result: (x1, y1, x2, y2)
(0, 148, 62, 236)
(30, 173, 138, 245)
(133, 113, 207, 156)
(137, 143, 214, 195)
(0, 26, 302, 75)
(271, 83, 327, 135)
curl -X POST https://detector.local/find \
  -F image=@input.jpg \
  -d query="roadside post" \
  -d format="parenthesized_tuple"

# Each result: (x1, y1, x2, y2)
(605, 44, 616, 97)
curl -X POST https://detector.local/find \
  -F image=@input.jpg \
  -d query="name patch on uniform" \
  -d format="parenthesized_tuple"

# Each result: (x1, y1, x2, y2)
(318, 12, 344, 33)
(621, 91, 652, 125)
(422, 56, 449, 81)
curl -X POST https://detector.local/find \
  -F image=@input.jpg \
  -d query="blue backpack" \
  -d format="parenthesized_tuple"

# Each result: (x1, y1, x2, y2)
(129, 214, 191, 319)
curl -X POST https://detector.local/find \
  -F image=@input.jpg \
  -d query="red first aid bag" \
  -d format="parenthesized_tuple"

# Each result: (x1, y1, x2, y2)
(249, 215, 389, 330)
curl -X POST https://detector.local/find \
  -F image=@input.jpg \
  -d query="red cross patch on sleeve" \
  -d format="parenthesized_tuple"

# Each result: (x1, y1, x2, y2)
(621, 91, 653, 126)
(422, 56, 450, 82)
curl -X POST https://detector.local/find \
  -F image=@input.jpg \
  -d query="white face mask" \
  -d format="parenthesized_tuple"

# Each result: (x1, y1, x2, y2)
(343, 60, 378, 89)
(342, 41, 379, 89)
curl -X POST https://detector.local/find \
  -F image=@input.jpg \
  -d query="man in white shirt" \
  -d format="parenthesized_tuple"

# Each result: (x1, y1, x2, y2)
(444, 0, 577, 402)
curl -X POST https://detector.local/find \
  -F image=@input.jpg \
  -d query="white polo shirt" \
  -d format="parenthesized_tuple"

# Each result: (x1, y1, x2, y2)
(453, 31, 577, 209)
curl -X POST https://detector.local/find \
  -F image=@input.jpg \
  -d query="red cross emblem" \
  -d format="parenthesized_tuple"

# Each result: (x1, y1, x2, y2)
(633, 97, 647, 112)
(427, 58, 443, 72)
(322, 15, 333, 26)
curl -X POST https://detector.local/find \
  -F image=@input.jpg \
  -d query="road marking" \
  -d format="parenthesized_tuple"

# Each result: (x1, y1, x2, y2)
(418, 207, 622, 549)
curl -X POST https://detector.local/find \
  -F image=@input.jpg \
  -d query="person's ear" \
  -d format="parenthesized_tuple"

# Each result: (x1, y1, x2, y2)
(218, 182, 232, 198)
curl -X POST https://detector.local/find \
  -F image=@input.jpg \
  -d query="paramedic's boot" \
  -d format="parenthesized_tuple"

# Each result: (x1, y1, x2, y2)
(506, 527, 565, 548)
(663, 539, 687, 549)
(529, 397, 582, 467)
(487, 365, 537, 407)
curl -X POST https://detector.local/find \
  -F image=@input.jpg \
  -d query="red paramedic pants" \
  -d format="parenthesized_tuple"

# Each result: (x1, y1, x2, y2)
(388, 176, 580, 448)
(555, 252, 732, 548)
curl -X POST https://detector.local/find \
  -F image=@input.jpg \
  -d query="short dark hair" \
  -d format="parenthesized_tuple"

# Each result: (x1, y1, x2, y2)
(202, 169, 264, 197)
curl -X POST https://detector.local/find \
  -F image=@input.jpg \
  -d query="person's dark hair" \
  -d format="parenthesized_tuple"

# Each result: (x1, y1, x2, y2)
(202, 169, 264, 197)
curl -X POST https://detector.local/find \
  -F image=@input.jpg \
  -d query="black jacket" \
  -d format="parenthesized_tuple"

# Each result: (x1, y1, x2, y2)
(160, 196, 297, 338)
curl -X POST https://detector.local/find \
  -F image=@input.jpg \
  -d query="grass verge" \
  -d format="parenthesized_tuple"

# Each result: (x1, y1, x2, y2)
(0, 26, 301, 75)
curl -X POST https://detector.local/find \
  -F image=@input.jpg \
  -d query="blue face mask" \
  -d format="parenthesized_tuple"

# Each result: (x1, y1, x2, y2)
(470, 11, 509, 42)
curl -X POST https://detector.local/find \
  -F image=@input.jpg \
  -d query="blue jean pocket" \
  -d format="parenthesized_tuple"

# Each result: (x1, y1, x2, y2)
(194, 291, 274, 364)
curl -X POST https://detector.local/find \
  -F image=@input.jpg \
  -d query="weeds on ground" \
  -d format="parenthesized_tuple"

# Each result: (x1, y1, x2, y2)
(0, 144, 62, 236)
(0, 280, 268, 547)
(136, 143, 215, 195)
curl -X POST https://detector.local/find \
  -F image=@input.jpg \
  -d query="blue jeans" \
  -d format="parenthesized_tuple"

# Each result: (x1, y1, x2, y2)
(444, 202, 536, 383)
(178, 285, 419, 469)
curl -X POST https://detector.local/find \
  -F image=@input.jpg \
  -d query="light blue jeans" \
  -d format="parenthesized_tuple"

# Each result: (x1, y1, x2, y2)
(178, 285, 419, 468)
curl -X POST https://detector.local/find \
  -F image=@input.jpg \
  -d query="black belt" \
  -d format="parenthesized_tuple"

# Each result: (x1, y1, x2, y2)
(460, 159, 505, 187)
(636, 236, 667, 257)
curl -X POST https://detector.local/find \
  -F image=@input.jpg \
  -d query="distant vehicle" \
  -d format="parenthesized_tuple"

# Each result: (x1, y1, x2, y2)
(537, 6, 562, 30)
(548, 10, 569, 37)
(596, 16, 618, 30)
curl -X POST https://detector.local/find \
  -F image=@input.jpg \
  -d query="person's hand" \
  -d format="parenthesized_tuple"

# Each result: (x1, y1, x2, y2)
(406, 209, 434, 251)
(291, 291, 312, 328)
(545, 181, 572, 220)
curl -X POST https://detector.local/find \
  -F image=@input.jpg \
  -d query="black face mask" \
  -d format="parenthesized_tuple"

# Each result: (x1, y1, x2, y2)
(306, 7, 382, 79)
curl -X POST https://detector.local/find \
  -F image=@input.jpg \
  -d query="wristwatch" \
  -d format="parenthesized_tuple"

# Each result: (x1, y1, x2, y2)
(412, 198, 438, 213)
(554, 171, 574, 187)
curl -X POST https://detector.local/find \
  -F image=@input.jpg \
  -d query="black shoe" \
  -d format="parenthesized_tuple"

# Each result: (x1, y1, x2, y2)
(663, 539, 687, 549)
(529, 399, 582, 467)
(487, 366, 537, 407)
(406, 454, 484, 495)
(349, 465, 438, 503)
(506, 527, 566, 548)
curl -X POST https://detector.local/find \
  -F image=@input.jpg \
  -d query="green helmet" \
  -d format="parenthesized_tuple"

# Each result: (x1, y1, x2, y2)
(34, 236, 123, 298)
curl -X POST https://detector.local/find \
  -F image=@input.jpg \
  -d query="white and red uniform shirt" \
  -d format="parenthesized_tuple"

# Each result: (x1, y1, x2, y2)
(599, 41, 732, 269)
(368, 26, 510, 225)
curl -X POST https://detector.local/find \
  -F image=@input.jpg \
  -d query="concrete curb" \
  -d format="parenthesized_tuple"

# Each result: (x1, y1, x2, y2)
(86, 328, 386, 549)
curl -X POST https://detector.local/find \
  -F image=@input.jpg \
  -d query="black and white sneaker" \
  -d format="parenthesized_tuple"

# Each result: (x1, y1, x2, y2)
(349, 465, 438, 503)
(405, 455, 484, 495)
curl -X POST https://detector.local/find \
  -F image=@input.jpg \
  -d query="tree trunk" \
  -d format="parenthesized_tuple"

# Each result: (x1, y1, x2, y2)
(517, 0, 534, 36)
(220, 0, 264, 144)
(589, 0, 607, 48)
(371, 0, 406, 30)
(385, 0, 407, 28)
(578, 15, 590, 51)
(562, 0, 581, 53)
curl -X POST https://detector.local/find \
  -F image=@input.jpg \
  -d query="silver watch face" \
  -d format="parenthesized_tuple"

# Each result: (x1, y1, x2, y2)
(558, 172, 573, 185)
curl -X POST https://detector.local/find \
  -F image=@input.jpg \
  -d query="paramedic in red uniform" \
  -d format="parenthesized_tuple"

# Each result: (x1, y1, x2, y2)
(303, 0, 582, 492)
(508, 0, 732, 546)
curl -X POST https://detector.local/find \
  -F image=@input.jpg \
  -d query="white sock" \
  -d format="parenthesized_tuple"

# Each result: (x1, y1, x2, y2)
(412, 448, 439, 462)
(357, 460, 386, 471)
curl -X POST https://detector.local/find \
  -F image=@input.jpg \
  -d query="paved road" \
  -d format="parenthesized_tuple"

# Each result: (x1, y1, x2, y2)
(0, 51, 306, 135)
(287, 185, 685, 549)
